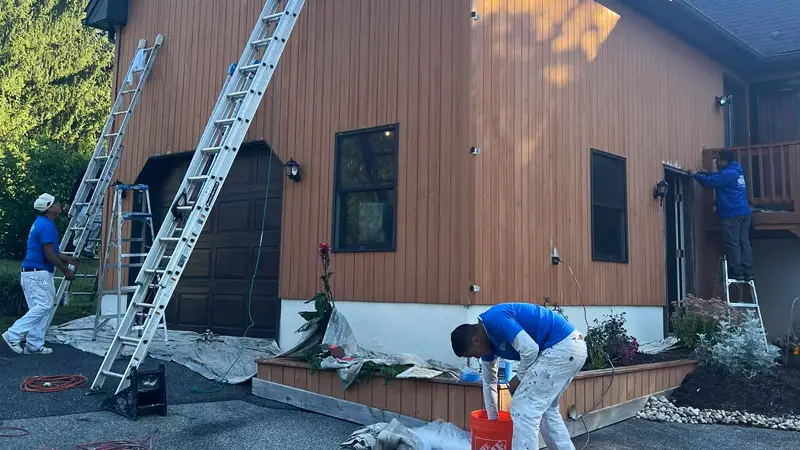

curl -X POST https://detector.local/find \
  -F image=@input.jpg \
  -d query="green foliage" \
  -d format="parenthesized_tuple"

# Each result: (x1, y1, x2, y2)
(0, 138, 90, 257)
(353, 361, 413, 387)
(670, 295, 739, 349)
(0, 267, 26, 316)
(0, 0, 113, 144)
(696, 311, 780, 378)
(585, 312, 639, 370)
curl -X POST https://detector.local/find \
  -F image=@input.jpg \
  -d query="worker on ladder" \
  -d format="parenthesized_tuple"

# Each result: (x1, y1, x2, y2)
(690, 149, 754, 281)
(3, 194, 79, 355)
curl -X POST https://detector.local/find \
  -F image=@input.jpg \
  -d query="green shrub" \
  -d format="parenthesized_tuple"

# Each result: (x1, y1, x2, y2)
(670, 295, 739, 348)
(0, 268, 26, 317)
(585, 312, 639, 370)
(696, 311, 780, 378)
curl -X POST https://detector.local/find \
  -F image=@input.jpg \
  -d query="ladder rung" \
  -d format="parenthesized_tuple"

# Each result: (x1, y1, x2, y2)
(118, 336, 140, 346)
(73, 274, 97, 278)
(215, 117, 236, 126)
(188, 175, 209, 182)
(201, 146, 222, 155)
(121, 263, 144, 268)
(85, 179, 101, 183)
(121, 253, 150, 258)
(122, 238, 145, 242)
(729, 303, 759, 308)
(104, 286, 138, 294)
(71, 292, 95, 296)
(144, 269, 166, 275)
(251, 37, 273, 48)
(239, 63, 260, 73)
(93, 155, 110, 161)
(175, 205, 193, 212)
(112, 110, 130, 116)
(159, 237, 180, 242)
(121, 88, 137, 94)
(73, 202, 90, 206)
(227, 91, 248, 99)
(134, 302, 156, 309)
(105, 133, 120, 138)
(61, 251, 75, 256)
(262, 12, 283, 22)
(101, 370, 124, 379)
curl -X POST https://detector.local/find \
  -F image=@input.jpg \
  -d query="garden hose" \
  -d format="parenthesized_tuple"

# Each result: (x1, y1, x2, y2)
(20, 374, 87, 392)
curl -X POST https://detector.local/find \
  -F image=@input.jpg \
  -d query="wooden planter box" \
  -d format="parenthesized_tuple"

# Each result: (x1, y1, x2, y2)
(254, 358, 698, 431)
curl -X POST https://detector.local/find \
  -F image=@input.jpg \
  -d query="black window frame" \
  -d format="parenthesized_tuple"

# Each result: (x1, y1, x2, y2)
(590, 148, 629, 263)
(331, 123, 399, 253)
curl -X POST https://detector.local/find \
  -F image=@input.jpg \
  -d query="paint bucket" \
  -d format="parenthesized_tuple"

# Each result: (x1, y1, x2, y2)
(470, 409, 513, 450)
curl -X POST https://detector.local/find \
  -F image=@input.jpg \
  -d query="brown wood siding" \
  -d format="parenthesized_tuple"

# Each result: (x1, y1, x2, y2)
(110, 0, 472, 304)
(468, 0, 725, 308)
(256, 358, 698, 430)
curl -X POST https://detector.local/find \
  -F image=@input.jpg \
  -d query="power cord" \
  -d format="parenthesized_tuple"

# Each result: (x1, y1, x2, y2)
(192, 61, 280, 394)
(552, 255, 615, 450)
(20, 375, 88, 393)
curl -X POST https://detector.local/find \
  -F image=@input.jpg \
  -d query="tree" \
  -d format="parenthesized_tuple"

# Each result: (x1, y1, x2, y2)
(0, 0, 113, 144)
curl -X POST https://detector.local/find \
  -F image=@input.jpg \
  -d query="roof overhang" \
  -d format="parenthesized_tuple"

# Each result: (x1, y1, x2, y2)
(616, 0, 800, 78)
(82, 0, 129, 40)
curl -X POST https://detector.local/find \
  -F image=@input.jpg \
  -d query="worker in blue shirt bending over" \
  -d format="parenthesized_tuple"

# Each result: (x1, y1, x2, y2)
(690, 149, 754, 281)
(451, 302, 587, 450)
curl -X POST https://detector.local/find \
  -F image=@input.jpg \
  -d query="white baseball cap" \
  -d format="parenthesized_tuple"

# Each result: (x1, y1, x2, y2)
(33, 193, 56, 212)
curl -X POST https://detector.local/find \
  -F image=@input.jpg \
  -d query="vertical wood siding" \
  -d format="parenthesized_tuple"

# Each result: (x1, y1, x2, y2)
(256, 359, 698, 431)
(468, 0, 724, 308)
(111, 0, 472, 304)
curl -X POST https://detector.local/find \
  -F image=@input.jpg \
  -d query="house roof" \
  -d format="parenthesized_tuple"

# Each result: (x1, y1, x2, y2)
(617, 0, 800, 77)
(686, 0, 800, 58)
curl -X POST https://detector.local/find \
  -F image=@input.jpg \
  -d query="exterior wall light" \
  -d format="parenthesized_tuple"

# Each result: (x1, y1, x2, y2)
(653, 179, 670, 206)
(715, 94, 732, 108)
(284, 158, 301, 183)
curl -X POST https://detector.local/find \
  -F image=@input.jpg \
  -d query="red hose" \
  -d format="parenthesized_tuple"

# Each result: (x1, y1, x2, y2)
(73, 435, 153, 450)
(20, 375, 88, 393)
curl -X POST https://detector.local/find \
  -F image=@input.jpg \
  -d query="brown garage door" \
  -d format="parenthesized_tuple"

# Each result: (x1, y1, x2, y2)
(135, 142, 283, 338)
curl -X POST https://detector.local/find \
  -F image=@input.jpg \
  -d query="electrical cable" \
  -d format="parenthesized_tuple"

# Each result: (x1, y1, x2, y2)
(0, 357, 10, 367)
(0, 426, 29, 438)
(73, 431, 156, 450)
(192, 58, 280, 394)
(557, 258, 615, 450)
(20, 374, 88, 393)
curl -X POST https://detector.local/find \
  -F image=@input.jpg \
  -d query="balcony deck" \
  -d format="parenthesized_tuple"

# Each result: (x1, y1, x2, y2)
(702, 142, 800, 237)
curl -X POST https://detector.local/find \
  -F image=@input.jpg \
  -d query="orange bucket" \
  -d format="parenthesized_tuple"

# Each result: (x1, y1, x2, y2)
(470, 409, 513, 450)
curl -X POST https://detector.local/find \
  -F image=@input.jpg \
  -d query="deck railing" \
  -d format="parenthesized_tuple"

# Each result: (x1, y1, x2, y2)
(702, 141, 800, 212)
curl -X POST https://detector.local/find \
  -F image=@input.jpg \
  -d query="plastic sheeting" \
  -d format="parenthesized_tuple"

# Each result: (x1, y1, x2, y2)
(276, 308, 460, 389)
(339, 419, 470, 450)
(46, 316, 281, 384)
(637, 335, 680, 355)
(318, 309, 460, 389)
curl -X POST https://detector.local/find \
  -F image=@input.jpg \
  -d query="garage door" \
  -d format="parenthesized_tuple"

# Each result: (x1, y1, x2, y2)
(136, 143, 283, 338)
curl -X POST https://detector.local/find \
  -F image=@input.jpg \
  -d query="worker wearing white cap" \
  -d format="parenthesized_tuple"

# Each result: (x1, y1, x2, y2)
(2, 193, 78, 355)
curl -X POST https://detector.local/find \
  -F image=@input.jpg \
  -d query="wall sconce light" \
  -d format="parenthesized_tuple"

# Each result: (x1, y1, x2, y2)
(715, 94, 732, 108)
(653, 179, 669, 206)
(284, 158, 301, 183)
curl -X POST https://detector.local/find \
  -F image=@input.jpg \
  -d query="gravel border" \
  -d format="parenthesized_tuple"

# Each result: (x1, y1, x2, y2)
(636, 396, 800, 431)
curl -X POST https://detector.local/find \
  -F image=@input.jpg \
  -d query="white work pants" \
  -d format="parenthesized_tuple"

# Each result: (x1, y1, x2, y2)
(7, 270, 56, 351)
(511, 330, 587, 450)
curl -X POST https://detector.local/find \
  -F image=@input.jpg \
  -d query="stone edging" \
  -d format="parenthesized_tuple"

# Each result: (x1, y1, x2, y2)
(636, 396, 800, 431)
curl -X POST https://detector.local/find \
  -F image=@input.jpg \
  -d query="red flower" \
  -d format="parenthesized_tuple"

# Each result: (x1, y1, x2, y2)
(318, 242, 330, 256)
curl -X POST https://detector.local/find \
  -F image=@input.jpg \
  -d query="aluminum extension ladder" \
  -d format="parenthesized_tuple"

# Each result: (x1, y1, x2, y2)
(92, 184, 167, 342)
(721, 255, 768, 346)
(91, 0, 305, 395)
(44, 35, 164, 334)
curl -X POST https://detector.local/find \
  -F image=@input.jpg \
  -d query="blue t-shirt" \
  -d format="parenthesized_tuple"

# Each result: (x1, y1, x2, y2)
(21, 216, 60, 272)
(479, 303, 575, 362)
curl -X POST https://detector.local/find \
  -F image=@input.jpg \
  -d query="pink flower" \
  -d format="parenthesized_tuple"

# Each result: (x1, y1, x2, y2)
(318, 242, 330, 257)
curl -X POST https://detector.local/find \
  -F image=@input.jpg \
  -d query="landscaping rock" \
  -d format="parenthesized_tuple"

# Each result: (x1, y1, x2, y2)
(636, 396, 800, 432)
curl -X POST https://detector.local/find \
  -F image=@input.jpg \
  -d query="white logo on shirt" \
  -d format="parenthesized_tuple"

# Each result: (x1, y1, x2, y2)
(737, 175, 746, 188)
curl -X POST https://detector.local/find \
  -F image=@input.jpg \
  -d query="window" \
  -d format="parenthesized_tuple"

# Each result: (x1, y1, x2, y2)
(332, 124, 398, 252)
(590, 149, 628, 263)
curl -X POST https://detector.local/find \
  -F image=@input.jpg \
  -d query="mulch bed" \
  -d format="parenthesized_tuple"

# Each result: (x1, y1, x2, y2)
(580, 346, 696, 372)
(671, 362, 800, 417)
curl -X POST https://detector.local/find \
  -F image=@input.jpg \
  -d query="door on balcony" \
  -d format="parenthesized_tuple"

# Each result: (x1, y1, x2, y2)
(664, 167, 696, 333)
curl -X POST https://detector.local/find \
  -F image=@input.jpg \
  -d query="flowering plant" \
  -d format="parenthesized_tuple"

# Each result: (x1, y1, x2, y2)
(585, 312, 639, 369)
(670, 295, 739, 348)
(296, 242, 336, 332)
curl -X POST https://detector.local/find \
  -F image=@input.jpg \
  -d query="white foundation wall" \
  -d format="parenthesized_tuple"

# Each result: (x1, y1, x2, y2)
(279, 300, 666, 366)
(752, 238, 800, 338)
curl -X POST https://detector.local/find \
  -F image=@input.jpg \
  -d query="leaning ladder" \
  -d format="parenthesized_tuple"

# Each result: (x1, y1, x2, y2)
(45, 35, 164, 334)
(722, 255, 768, 346)
(92, 184, 167, 342)
(91, 0, 305, 395)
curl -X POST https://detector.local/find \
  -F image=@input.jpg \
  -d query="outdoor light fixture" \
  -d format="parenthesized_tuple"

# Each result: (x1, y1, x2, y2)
(284, 158, 301, 183)
(715, 94, 732, 108)
(653, 179, 669, 206)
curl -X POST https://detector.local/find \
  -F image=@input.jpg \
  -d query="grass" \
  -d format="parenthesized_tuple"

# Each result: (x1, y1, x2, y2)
(0, 258, 98, 332)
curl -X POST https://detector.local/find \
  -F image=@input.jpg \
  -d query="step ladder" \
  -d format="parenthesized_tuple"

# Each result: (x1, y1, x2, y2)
(90, 0, 305, 395)
(45, 35, 164, 334)
(721, 255, 768, 346)
(92, 184, 167, 342)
